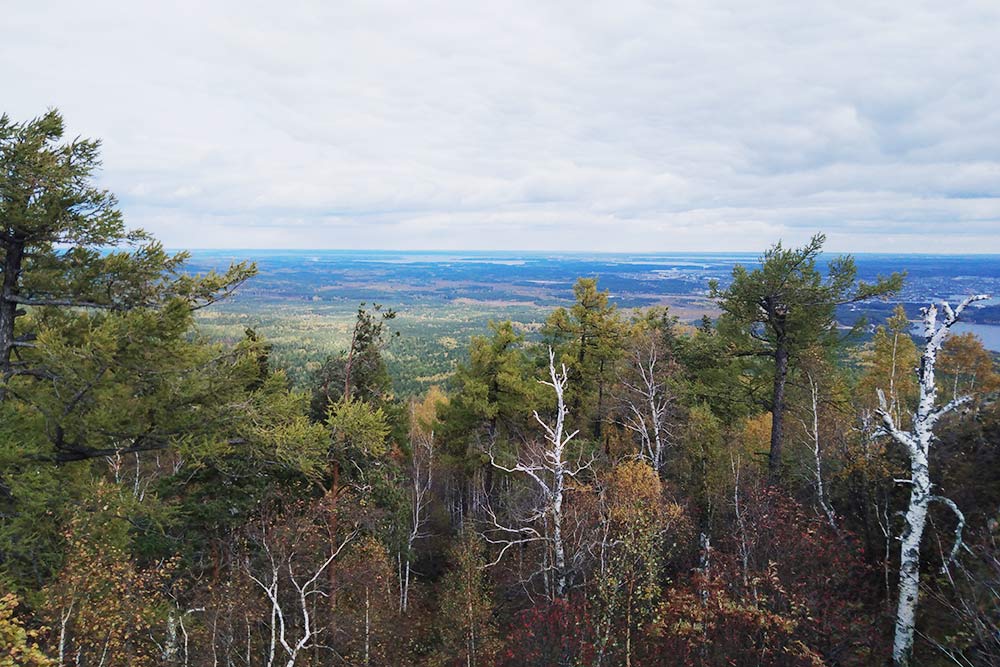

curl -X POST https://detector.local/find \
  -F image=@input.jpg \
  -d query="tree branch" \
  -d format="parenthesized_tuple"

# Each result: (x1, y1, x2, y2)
(930, 495, 967, 572)
(6, 295, 131, 310)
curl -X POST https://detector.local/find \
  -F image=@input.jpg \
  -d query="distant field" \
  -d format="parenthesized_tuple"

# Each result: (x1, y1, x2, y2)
(186, 250, 1000, 396)
(196, 300, 556, 395)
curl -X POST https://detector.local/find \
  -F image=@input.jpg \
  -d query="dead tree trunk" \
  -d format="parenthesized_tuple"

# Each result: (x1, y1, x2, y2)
(620, 336, 674, 473)
(401, 415, 433, 613)
(247, 524, 357, 667)
(484, 348, 591, 600)
(876, 295, 986, 667)
(802, 372, 837, 531)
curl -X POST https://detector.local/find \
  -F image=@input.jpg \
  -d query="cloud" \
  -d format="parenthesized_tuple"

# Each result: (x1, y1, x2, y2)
(4, 0, 999, 251)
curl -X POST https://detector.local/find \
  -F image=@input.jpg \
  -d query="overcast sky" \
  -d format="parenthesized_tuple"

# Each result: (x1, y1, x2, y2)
(4, 1, 1000, 252)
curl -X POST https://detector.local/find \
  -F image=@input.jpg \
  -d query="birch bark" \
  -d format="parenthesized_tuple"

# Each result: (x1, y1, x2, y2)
(876, 295, 987, 666)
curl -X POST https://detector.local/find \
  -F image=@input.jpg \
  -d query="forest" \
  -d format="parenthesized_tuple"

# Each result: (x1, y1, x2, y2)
(2, 111, 999, 667)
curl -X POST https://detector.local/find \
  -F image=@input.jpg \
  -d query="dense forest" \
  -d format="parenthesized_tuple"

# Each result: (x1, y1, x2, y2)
(2, 111, 999, 667)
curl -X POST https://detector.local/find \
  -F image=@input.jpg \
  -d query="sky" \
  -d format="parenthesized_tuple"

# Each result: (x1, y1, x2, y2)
(4, 1, 1000, 252)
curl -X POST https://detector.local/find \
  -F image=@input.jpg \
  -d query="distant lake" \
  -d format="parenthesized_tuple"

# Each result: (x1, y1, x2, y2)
(951, 323, 1000, 352)
(912, 322, 1000, 352)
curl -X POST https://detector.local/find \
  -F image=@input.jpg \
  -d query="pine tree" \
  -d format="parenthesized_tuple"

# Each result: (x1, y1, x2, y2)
(542, 278, 623, 438)
(0, 110, 253, 398)
(710, 233, 903, 481)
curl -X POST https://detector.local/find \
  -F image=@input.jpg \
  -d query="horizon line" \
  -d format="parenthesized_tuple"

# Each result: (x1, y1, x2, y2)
(168, 247, 1000, 257)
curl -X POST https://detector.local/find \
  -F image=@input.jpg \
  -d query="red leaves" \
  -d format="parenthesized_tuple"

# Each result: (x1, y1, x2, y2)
(652, 486, 886, 666)
(499, 597, 595, 667)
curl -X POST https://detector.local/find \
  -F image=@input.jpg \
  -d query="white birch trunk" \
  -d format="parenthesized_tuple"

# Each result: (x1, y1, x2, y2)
(620, 338, 673, 472)
(163, 609, 180, 664)
(483, 348, 589, 600)
(247, 525, 357, 667)
(803, 373, 837, 531)
(58, 600, 74, 666)
(364, 586, 371, 667)
(876, 295, 986, 666)
(402, 419, 433, 613)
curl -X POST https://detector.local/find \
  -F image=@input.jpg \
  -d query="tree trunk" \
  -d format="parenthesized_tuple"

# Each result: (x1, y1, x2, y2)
(163, 609, 180, 664)
(891, 308, 944, 667)
(879, 296, 987, 666)
(0, 237, 25, 393)
(891, 328, 941, 666)
(58, 601, 74, 666)
(328, 462, 340, 638)
(595, 358, 605, 439)
(466, 576, 476, 667)
(893, 458, 930, 666)
(625, 580, 634, 667)
(806, 374, 837, 531)
(364, 585, 371, 667)
(768, 338, 789, 481)
(552, 461, 567, 598)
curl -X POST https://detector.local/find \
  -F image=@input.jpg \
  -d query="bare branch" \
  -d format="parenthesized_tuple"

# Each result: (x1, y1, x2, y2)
(481, 346, 583, 599)
(930, 496, 966, 573)
(930, 394, 973, 425)
(886, 293, 990, 666)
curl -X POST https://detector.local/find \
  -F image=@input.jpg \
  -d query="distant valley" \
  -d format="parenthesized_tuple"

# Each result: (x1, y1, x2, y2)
(184, 250, 1000, 394)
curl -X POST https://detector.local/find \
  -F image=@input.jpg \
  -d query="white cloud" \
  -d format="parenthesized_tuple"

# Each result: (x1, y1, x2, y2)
(4, 0, 1000, 251)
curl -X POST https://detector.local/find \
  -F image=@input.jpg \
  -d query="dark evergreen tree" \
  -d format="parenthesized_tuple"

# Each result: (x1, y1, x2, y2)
(710, 233, 902, 481)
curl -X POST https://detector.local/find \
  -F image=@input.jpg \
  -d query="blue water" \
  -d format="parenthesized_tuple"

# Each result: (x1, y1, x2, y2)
(921, 322, 1000, 352)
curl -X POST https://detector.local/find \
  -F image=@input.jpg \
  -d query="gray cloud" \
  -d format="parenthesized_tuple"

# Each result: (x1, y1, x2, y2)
(5, 0, 1000, 251)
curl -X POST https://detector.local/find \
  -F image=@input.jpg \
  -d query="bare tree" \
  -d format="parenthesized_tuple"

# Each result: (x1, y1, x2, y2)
(618, 333, 677, 472)
(875, 294, 988, 667)
(400, 405, 434, 613)
(246, 521, 358, 667)
(921, 523, 1000, 666)
(730, 454, 753, 598)
(484, 348, 592, 599)
(799, 372, 837, 531)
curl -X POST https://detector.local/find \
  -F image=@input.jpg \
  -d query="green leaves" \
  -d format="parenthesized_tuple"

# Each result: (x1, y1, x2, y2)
(710, 233, 905, 479)
(436, 320, 537, 468)
(0, 111, 327, 615)
(1, 109, 258, 409)
(712, 233, 904, 356)
(0, 110, 122, 246)
(542, 278, 624, 435)
(327, 397, 391, 459)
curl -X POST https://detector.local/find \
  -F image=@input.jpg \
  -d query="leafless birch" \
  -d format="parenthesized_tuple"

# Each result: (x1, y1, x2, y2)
(246, 522, 358, 667)
(875, 294, 987, 667)
(619, 333, 676, 472)
(484, 348, 592, 598)
(400, 409, 434, 613)
(799, 372, 837, 531)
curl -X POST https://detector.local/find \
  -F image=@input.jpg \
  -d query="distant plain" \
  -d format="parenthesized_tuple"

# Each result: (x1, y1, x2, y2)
(184, 250, 1000, 395)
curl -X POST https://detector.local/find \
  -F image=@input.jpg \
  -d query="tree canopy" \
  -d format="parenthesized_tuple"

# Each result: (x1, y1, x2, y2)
(711, 233, 904, 479)
(1, 111, 997, 667)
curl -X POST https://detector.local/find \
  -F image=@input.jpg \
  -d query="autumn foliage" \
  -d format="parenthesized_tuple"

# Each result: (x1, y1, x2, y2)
(0, 127, 994, 667)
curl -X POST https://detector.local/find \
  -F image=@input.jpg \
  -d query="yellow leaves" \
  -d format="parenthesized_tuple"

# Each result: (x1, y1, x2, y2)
(37, 491, 170, 667)
(939, 332, 1000, 402)
(856, 308, 920, 418)
(0, 594, 54, 667)
(740, 412, 772, 460)
(409, 385, 447, 440)
(604, 460, 662, 527)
